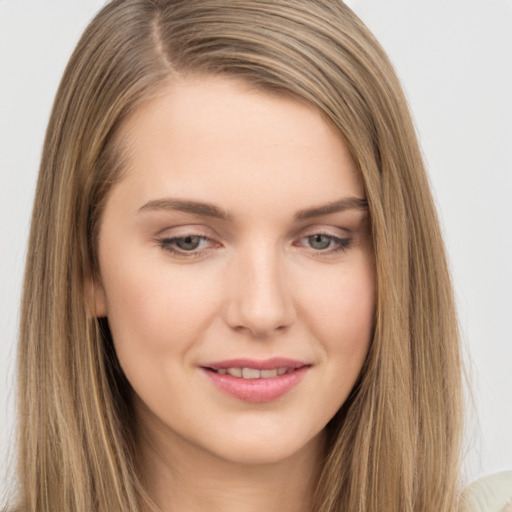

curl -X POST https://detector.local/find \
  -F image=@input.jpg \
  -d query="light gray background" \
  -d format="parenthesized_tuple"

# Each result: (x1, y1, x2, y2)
(1, 0, 511, 496)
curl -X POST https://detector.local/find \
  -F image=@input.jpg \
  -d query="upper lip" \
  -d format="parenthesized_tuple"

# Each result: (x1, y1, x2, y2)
(202, 358, 309, 371)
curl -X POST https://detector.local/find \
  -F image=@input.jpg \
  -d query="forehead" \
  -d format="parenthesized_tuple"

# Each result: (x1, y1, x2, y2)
(110, 75, 364, 216)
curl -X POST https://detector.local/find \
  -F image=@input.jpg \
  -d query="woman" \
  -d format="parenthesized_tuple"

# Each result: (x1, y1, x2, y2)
(9, 0, 507, 511)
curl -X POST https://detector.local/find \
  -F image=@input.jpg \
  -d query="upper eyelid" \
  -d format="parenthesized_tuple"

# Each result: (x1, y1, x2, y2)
(156, 223, 215, 235)
(295, 226, 351, 243)
(156, 224, 350, 241)
(299, 226, 348, 235)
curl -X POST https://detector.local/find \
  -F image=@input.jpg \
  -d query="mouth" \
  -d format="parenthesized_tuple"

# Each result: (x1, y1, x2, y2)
(205, 367, 295, 379)
(200, 358, 310, 402)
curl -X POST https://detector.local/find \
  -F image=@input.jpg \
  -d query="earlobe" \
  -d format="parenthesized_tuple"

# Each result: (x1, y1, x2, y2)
(87, 275, 108, 318)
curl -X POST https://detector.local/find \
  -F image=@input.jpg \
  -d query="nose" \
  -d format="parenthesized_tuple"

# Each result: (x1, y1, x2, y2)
(223, 245, 295, 339)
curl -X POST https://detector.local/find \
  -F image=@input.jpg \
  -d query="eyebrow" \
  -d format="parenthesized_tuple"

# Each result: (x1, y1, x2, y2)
(138, 198, 232, 220)
(137, 196, 368, 221)
(294, 197, 368, 220)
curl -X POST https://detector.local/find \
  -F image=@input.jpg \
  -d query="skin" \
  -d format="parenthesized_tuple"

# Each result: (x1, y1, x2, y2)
(94, 75, 375, 512)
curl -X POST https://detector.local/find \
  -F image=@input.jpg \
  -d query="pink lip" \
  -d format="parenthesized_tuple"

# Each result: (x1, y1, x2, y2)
(203, 357, 307, 371)
(200, 358, 310, 403)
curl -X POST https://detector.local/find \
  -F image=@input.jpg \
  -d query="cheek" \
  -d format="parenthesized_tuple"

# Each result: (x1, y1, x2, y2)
(302, 256, 375, 388)
(306, 260, 375, 343)
(99, 248, 221, 359)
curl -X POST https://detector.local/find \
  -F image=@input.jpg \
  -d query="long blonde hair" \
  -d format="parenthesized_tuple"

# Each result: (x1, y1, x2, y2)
(13, 1, 463, 511)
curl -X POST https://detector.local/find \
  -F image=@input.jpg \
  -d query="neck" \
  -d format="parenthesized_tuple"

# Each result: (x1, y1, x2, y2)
(137, 408, 325, 512)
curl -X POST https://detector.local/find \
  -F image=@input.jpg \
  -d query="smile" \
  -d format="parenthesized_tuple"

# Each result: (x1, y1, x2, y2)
(211, 367, 292, 379)
(201, 358, 310, 402)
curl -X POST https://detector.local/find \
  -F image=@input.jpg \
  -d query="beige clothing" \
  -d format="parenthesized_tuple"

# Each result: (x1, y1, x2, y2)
(463, 471, 512, 512)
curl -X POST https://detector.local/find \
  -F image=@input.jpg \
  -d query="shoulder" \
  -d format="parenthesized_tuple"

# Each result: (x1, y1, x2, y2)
(461, 471, 512, 512)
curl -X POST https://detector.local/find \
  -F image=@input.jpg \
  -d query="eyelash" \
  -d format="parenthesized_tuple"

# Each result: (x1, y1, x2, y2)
(295, 233, 352, 255)
(155, 235, 216, 260)
(155, 232, 352, 259)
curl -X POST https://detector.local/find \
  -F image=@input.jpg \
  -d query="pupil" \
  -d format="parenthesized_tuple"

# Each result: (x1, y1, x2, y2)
(309, 234, 330, 250)
(177, 236, 200, 251)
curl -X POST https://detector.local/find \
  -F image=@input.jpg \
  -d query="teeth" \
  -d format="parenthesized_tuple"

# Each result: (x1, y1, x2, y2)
(216, 367, 293, 379)
(227, 368, 242, 377)
(242, 368, 261, 379)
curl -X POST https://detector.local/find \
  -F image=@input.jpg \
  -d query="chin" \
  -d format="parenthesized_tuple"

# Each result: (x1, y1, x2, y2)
(206, 428, 324, 466)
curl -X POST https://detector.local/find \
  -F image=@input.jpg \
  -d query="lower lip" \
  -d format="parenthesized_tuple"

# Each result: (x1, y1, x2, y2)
(202, 367, 309, 403)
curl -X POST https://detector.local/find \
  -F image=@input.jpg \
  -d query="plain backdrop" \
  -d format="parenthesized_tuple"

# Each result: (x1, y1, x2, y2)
(1, 0, 511, 497)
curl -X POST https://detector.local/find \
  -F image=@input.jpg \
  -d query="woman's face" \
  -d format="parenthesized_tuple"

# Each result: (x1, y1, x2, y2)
(94, 76, 375, 465)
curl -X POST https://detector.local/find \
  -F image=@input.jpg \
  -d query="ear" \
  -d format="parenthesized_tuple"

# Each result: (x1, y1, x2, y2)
(86, 274, 108, 318)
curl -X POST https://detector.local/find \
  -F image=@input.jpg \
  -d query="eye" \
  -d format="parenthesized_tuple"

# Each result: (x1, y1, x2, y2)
(296, 232, 351, 254)
(172, 235, 203, 251)
(156, 235, 218, 258)
(307, 234, 334, 250)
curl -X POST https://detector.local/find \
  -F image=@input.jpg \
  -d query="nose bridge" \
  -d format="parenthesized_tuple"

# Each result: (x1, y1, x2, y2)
(224, 240, 294, 337)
